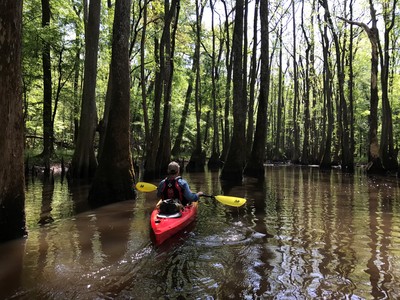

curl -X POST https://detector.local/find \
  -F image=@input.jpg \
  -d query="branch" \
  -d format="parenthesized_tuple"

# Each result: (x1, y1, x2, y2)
(337, 16, 375, 42)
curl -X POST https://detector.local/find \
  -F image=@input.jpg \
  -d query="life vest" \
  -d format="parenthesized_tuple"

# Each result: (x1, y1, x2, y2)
(161, 176, 184, 201)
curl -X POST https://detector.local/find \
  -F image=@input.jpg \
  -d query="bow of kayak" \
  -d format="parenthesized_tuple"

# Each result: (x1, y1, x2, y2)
(150, 202, 198, 245)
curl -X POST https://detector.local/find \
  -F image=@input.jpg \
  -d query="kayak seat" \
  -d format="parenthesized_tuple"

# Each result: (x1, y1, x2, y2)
(157, 212, 182, 218)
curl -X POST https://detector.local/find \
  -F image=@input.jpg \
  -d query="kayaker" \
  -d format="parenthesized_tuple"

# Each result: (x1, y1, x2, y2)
(157, 161, 203, 206)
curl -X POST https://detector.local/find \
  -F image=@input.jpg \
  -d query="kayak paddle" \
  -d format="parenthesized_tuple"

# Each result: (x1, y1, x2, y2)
(136, 182, 157, 192)
(135, 181, 247, 207)
(201, 194, 246, 207)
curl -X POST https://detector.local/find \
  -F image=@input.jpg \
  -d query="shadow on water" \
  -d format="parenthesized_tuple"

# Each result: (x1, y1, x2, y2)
(1, 166, 400, 299)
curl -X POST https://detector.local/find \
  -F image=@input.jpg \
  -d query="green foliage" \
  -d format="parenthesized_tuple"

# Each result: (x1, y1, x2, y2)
(20, 0, 400, 167)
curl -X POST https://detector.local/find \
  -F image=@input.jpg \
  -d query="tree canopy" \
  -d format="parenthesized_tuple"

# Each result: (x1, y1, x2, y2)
(20, 0, 400, 178)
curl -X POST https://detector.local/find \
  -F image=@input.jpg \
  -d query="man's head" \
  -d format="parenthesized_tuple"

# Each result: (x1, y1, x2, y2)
(168, 161, 180, 175)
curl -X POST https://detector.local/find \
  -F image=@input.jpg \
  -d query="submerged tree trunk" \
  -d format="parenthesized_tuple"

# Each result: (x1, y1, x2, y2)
(208, 0, 222, 169)
(300, 0, 311, 165)
(319, 14, 334, 169)
(41, 0, 53, 172)
(143, 38, 162, 180)
(187, 0, 206, 172)
(220, 0, 233, 163)
(321, 0, 353, 172)
(156, 0, 179, 176)
(273, 23, 285, 161)
(339, 1, 384, 174)
(69, 0, 101, 179)
(220, 0, 245, 181)
(379, 0, 398, 172)
(291, 0, 300, 163)
(140, 1, 150, 150)
(171, 74, 193, 157)
(246, 0, 259, 161)
(88, 0, 136, 207)
(0, 0, 26, 242)
(244, 0, 267, 178)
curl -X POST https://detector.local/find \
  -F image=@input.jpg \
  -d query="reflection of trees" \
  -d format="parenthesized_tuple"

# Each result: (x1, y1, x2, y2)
(272, 167, 360, 297)
(38, 176, 54, 225)
(366, 181, 392, 298)
(68, 182, 91, 214)
(95, 205, 131, 264)
(250, 177, 274, 295)
(0, 240, 25, 299)
(317, 170, 358, 296)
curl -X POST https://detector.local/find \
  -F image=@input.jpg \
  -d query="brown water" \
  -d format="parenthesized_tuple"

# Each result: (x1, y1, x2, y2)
(1, 166, 400, 299)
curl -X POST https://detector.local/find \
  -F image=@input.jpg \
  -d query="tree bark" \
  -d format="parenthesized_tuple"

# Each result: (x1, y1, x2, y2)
(291, 0, 300, 163)
(41, 0, 53, 171)
(246, 0, 259, 161)
(220, 0, 245, 181)
(244, 0, 268, 178)
(319, 12, 334, 169)
(140, 0, 150, 150)
(321, 0, 353, 171)
(300, 0, 311, 165)
(70, 0, 101, 179)
(0, 0, 26, 242)
(379, 0, 398, 172)
(88, 0, 136, 206)
(220, 0, 233, 163)
(338, 1, 384, 174)
(187, 0, 207, 172)
(143, 37, 162, 180)
(273, 23, 285, 161)
(171, 74, 193, 157)
(155, 0, 179, 176)
(208, 0, 222, 169)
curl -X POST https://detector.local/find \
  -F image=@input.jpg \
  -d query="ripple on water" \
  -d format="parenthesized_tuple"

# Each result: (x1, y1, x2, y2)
(195, 224, 268, 248)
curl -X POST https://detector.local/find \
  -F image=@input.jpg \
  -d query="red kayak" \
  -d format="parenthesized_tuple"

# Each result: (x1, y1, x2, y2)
(150, 201, 198, 245)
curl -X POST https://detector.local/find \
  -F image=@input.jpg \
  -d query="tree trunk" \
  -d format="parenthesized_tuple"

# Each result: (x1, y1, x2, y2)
(244, 0, 268, 178)
(246, 0, 259, 161)
(319, 14, 334, 169)
(72, 9, 82, 146)
(220, 0, 245, 181)
(309, 0, 318, 164)
(220, 0, 232, 162)
(70, 0, 101, 179)
(171, 74, 193, 157)
(208, 0, 222, 169)
(41, 0, 53, 171)
(379, 0, 398, 172)
(242, 0, 250, 159)
(187, 0, 206, 172)
(141, 1, 150, 151)
(88, 0, 136, 206)
(348, 0, 355, 170)
(0, 0, 26, 242)
(338, 2, 384, 174)
(291, 0, 300, 163)
(98, 65, 112, 159)
(321, 0, 353, 171)
(366, 22, 383, 174)
(156, 0, 179, 176)
(143, 38, 162, 180)
(300, 0, 311, 165)
(273, 23, 284, 161)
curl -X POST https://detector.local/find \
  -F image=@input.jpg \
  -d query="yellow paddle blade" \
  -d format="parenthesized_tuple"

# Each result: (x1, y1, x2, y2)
(136, 182, 157, 192)
(214, 195, 247, 207)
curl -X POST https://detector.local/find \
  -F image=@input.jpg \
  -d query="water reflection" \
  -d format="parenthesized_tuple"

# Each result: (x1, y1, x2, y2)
(1, 166, 400, 299)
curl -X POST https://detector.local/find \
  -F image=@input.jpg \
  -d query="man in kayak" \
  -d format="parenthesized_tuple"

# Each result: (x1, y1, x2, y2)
(157, 161, 203, 207)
